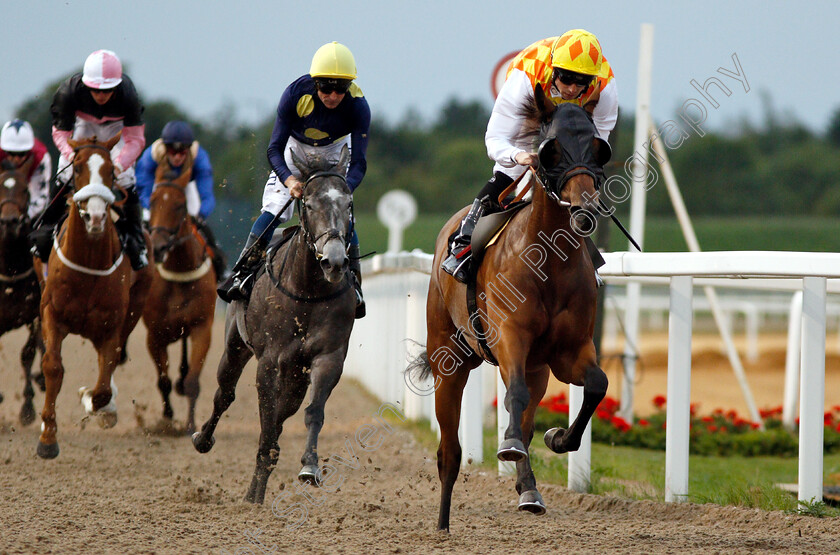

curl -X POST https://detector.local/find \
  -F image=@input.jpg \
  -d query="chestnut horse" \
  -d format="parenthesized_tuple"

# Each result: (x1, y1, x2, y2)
(411, 93, 611, 530)
(143, 165, 216, 433)
(0, 157, 44, 425)
(37, 135, 153, 459)
(192, 146, 355, 504)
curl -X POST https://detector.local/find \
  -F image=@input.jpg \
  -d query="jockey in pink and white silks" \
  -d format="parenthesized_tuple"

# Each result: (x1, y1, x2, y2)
(0, 119, 52, 220)
(38, 49, 148, 270)
(441, 29, 618, 284)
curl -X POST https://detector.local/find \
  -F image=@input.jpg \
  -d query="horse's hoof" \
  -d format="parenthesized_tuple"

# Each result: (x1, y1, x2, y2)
(192, 431, 215, 453)
(163, 405, 174, 420)
(19, 402, 36, 426)
(497, 438, 528, 462)
(37, 441, 59, 459)
(544, 427, 570, 454)
(0, 391, 4, 404)
(518, 490, 546, 515)
(298, 465, 322, 485)
(96, 411, 118, 429)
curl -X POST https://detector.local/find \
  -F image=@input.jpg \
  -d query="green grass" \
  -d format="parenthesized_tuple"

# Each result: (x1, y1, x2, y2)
(354, 213, 840, 255)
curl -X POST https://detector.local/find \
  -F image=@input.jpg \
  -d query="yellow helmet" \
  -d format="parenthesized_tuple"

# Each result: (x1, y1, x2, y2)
(309, 42, 357, 80)
(551, 29, 603, 76)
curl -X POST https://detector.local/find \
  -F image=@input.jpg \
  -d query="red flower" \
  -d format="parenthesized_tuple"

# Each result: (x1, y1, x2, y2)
(549, 402, 570, 415)
(836, 423, 840, 433)
(726, 410, 738, 420)
(824, 412, 834, 425)
(638, 419, 649, 427)
(596, 409, 611, 421)
(610, 416, 631, 432)
(750, 422, 760, 429)
(701, 416, 714, 423)
(690, 403, 700, 416)
(707, 425, 717, 433)
(652, 395, 667, 409)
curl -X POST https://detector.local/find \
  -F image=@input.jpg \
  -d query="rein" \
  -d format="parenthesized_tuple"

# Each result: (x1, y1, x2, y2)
(148, 182, 200, 261)
(267, 228, 352, 303)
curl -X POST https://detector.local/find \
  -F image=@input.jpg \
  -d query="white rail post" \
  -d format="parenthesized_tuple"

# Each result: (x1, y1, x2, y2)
(496, 374, 515, 475)
(665, 275, 692, 503)
(620, 23, 655, 422)
(460, 368, 484, 466)
(568, 384, 592, 492)
(799, 277, 826, 506)
(783, 291, 803, 430)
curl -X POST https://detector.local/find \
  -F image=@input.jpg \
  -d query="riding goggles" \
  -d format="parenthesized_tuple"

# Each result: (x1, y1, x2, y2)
(315, 78, 352, 95)
(554, 68, 594, 88)
(165, 143, 189, 154)
(5, 150, 29, 159)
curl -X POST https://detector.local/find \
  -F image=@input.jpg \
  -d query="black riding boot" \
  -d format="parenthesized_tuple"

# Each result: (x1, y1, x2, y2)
(194, 218, 229, 283)
(217, 233, 268, 303)
(348, 243, 366, 319)
(117, 188, 149, 270)
(441, 197, 486, 283)
(29, 178, 72, 262)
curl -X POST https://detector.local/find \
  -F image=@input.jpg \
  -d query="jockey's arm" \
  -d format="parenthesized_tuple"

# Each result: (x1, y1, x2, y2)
(194, 147, 215, 219)
(267, 89, 297, 187)
(346, 100, 371, 192)
(591, 79, 619, 142)
(134, 148, 156, 209)
(50, 79, 77, 161)
(113, 124, 146, 174)
(485, 69, 535, 168)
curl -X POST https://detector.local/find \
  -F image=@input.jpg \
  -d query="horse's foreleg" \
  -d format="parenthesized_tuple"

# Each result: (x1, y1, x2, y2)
(146, 329, 173, 420)
(81, 336, 122, 429)
(192, 313, 252, 454)
(19, 321, 39, 426)
(515, 367, 550, 515)
(545, 363, 608, 454)
(183, 320, 213, 435)
(434, 366, 470, 532)
(298, 353, 343, 483)
(38, 314, 66, 459)
(245, 358, 285, 504)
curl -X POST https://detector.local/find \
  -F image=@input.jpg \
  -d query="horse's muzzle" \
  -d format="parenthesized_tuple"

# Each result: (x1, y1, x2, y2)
(319, 240, 349, 283)
(570, 206, 596, 236)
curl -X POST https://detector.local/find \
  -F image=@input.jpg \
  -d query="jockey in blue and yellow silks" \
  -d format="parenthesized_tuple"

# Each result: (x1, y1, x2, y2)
(219, 42, 370, 317)
(442, 29, 618, 283)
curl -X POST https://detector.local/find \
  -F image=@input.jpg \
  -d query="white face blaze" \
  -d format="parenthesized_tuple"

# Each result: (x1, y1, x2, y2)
(323, 188, 344, 202)
(86, 153, 106, 187)
(3, 178, 15, 189)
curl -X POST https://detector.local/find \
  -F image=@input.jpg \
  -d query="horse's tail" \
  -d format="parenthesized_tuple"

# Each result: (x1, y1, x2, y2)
(405, 340, 432, 382)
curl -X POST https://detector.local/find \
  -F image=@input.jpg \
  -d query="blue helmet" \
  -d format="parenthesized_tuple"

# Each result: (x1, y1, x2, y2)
(161, 121, 194, 148)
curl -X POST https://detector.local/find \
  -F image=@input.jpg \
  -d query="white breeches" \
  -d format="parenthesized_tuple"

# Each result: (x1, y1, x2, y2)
(261, 135, 351, 223)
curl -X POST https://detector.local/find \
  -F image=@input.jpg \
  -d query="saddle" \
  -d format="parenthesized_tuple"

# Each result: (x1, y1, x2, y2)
(252, 225, 300, 283)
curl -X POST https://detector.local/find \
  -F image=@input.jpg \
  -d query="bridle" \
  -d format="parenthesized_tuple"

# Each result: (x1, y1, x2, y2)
(147, 182, 195, 257)
(72, 142, 120, 224)
(298, 171, 353, 259)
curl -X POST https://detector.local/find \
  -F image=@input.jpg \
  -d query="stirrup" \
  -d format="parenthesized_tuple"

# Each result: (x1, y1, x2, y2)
(595, 269, 605, 288)
(442, 246, 472, 283)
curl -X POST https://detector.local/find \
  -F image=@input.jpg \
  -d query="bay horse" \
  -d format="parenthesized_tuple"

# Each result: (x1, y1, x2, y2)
(37, 135, 153, 459)
(143, 165, 216, 433)
(192, 146, 356, 504)
(0, 157, 44, 425)
(411, 91, 611, 530)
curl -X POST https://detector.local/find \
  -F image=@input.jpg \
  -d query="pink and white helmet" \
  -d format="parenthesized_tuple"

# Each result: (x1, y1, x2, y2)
(82, 49, 123, 89)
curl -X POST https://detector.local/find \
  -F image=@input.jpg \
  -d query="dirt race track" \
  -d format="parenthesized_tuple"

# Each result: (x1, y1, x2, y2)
(1, 316, 839, 554)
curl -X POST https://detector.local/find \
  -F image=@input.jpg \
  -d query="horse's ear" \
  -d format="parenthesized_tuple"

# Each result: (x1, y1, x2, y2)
(290, 148, 308, 178)
(533, 84, 555, 124)
(67, 138, 80, 150)
(334, 144, 350, 175)
(174, 167, 192, 187)
(103, 131, 122, 151)
(537, 137, 562, 170)
(592, 137, 612, 166)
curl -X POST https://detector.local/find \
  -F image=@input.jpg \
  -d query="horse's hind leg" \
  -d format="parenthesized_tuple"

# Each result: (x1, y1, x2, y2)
(80, 336, 122, 429)
(183, 321, 212, 435)
(192, 311, 253, 453)
(19, 321, 40, 425)
(298, 353, 344, 483)
(146, 329, 173, 420)
(515, 367, 550, 515)
(545, 355, 608, 454)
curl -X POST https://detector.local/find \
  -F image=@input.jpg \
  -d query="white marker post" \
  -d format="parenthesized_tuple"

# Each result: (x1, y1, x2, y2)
(377, 190, 417, 253)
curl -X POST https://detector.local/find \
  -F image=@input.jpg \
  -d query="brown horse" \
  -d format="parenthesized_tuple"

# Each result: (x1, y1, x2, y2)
(0, 157, 44, 425)
(37, 135, 153, 459)
(142, 165, 216, 433)
(411, 93, 611, 530)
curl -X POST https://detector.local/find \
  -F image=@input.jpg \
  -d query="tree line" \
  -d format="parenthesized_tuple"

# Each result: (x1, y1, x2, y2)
(14, 77, 840, 226)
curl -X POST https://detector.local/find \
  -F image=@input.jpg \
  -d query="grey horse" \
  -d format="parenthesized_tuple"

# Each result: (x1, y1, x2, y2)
(192, 146, 356, 504)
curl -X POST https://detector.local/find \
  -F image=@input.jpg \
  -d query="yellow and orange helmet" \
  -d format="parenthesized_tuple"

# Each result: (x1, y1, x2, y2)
(550, 29, 603, 76)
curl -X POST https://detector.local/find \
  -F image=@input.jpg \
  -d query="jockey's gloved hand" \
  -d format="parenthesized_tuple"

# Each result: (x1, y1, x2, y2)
(115, 171, 133, 189)
(142, 208, 150, 222)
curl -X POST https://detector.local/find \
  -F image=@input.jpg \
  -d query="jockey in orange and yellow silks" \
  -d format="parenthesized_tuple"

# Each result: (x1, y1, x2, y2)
(442, 29, 618, 284)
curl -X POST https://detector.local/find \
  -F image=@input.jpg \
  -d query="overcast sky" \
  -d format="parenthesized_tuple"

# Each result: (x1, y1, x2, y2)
(4, 1, 839, 135)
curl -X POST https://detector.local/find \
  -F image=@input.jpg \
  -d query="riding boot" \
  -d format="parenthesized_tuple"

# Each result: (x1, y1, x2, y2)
(194, 218, 230, 284)
(441, 197, 486, 283)
(348, 243, 366, 319)
(28, 178, 72, 262)
(217, 233, 268, 303)
(117, 188, 149, 270)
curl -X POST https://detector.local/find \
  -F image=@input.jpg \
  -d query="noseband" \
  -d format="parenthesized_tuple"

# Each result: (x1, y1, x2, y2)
(298, 171, 352, 259)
